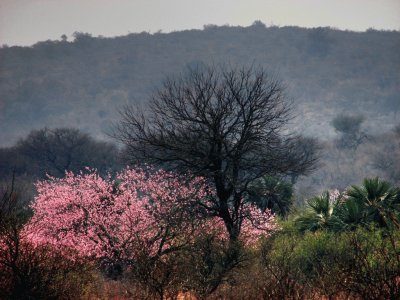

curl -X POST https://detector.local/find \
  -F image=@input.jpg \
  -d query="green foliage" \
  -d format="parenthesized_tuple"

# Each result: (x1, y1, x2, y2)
(247, 176, 294, 217)
(345, 177, 400, 228)
(259, 226, 400, 299)
(295, 178, 400, 232)
(334, 197, 364, 230)
(294, 191, 342, 232)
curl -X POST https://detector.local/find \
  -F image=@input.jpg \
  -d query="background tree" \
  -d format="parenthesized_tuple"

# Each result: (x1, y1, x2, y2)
(15, 127, 120, 178)
(114, 65, 318, 240)
(331, 113, 366, 149)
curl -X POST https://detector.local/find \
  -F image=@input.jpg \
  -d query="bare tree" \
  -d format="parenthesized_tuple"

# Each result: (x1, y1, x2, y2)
(114, 65, 319, 240)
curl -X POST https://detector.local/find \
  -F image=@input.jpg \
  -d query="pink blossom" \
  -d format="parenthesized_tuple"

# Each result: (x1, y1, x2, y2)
(24, 167, 278, 260)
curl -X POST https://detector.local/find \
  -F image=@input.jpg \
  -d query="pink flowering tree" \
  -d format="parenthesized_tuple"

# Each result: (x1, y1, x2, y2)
(26, 168, 208, 260)
(25, 167, 277, 264)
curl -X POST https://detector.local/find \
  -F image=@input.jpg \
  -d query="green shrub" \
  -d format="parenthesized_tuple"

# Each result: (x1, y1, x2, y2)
(259, 225, 400, 299)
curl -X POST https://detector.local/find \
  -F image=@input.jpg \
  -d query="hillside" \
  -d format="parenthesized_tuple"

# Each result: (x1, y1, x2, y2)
(0, 23, 399, 146)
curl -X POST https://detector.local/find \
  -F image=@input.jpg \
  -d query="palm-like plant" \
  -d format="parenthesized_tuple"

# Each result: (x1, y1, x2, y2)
(295, 191, 342, 232)
(344, 177, 400, 229)
(295, 178, 400, 233)
(247, 176, 294, 217)
(334, 198, 365, 231)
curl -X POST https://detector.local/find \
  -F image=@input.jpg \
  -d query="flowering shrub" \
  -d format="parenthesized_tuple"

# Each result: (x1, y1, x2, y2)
(239, 204, 278, 245)
(25, 167, 277, 261)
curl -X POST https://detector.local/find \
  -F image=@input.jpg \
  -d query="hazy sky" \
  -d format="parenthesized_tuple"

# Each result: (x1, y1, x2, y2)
(1, 0, 399, 46)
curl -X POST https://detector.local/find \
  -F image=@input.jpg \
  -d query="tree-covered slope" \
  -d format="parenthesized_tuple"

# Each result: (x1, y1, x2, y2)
(0, 23, 399, 145)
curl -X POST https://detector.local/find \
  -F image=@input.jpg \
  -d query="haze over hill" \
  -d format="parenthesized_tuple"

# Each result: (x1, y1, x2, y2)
(0, 23, 399, 147)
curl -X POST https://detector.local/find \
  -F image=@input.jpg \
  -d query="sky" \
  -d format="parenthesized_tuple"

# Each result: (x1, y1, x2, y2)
(0, 0, 399, 46)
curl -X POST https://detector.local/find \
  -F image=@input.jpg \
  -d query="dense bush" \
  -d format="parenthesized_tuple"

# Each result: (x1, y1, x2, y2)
(258, 226, 400, 299)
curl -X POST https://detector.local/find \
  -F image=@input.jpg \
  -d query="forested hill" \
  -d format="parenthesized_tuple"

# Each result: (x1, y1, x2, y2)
(1, 23, 399, 146)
